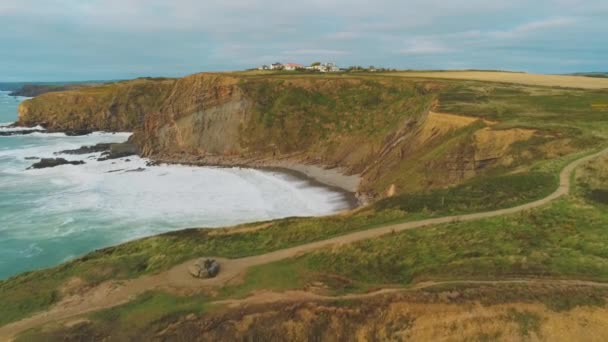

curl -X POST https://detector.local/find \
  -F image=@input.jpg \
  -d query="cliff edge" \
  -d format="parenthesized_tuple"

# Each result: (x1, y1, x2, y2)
(18, 73, 534, 199)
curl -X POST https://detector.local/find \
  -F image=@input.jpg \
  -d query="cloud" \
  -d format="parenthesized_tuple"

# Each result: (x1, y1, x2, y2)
(490, 17, 578, 39)
(285, 49, 349, 56)
(399, 39, 452, 55)
(325, 31, 360, 41)
(0, 0, 606, 80)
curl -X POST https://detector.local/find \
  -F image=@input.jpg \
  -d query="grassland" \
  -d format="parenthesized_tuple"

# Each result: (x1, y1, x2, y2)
(0, 167, 558, 326)
(16, 191, 608, 340)
(4, 72, 608, 339)
(238, 77, 433, 158)
(381, 70, 608, 89)
(22, 151, 608, 341)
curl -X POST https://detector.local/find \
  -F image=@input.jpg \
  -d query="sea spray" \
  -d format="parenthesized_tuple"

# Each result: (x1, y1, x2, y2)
(0, 91, 351, 279)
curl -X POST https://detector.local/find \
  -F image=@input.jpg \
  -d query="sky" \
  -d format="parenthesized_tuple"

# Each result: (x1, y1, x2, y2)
(0, 0, 606, 81)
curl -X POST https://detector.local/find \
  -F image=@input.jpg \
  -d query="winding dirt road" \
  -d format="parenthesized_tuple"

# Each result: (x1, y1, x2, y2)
(2, 147, 608, 340)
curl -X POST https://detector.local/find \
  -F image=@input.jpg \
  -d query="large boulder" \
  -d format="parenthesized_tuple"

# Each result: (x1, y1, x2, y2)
(56, 143, 112, 155)
(98, 143, 137, 161)
(188, 259, 221, 279)
(64, 129, 93, 136)
(0, 128, 46, 136)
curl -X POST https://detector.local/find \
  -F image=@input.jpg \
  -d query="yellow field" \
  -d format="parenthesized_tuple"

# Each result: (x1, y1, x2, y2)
(383, 71, 608, 89)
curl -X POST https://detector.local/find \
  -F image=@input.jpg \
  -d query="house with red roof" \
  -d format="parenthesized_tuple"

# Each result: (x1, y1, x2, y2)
(283, 63, 304, 71)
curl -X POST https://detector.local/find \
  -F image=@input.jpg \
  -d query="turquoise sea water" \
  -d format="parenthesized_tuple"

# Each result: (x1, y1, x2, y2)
(0, 91, 350, 279)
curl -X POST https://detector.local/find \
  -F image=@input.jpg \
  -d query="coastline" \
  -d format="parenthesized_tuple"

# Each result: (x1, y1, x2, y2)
(2, 114, 364, 209)
(251, 166, 361, 210)
(149, 154, 363, 209)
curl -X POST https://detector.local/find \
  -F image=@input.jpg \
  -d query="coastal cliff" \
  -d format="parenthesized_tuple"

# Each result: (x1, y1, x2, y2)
(135, 74, 435, 181)
(17, 73, 536, 198)
(17, 78, 176, 131)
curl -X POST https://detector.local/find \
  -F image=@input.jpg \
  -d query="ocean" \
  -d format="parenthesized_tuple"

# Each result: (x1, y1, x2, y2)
(0, 91, 350, 279)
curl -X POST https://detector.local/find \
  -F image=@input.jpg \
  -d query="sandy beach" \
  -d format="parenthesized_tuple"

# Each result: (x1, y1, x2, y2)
(150, 153, 363, 207)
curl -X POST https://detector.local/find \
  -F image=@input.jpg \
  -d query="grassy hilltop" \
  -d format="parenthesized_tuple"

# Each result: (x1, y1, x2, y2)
(4, 71, 608, 340)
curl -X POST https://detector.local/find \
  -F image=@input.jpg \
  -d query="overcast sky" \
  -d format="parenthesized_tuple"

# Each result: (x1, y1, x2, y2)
(0, 0, 606, 81)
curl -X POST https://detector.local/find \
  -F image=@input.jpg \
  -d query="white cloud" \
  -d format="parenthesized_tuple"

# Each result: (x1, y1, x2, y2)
(0, 0, 606, 79)
(325, 31, 360, 40)
(283, 49, 349, 56)
(490, 17, 578, 39)
(399, 39, 451, 55)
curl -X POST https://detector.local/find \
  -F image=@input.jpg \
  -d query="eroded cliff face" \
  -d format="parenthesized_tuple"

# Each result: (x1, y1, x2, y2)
(17, 78, 176, 131)
(134, 74, 251, 156)
(17, 73, 537, 198)
(135, 74, 434, 176)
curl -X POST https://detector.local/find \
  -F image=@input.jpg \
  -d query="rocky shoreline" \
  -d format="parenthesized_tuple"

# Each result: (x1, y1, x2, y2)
(20, 136, 362, 208)
(0, 123, 98, 137)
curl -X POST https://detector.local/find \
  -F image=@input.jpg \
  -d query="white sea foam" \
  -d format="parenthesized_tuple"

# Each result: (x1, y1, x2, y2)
(19, 243, 43, 258)
(1, 130, 351, 278)
(0, 124, 45, 132)
(26, 153, 350, 236)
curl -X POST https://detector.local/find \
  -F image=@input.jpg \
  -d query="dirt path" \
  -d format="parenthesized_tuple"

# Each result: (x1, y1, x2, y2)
(214, 278, 608, 308)
(2, 147, 608, 340)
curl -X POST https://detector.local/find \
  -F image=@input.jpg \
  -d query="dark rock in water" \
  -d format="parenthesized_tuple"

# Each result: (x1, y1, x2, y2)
(97, 142, 137, 161)
(110, 142, 137, 157)
(107, 169, 126, 173)
(24, 157, 39, 160)
(64, 129, 93, 136)
(28, 158, 85, 169)
(125, 167, 146, 172)
(56, 143, 111, 155)
(124, 159, 131, 162)
(0, 129, 46, 136)
(146, 160, 160, 167)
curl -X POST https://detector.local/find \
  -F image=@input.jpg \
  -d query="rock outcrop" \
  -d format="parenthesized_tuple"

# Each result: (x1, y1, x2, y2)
(56, 143, 113, 155)
(132, 73, 437, 198)
(97, 143, 137, 161)
(17, 78, 176, 131)
(9, 84, 96, 97)
(17, 73, 536, 198)
(28, 158, 85, 169)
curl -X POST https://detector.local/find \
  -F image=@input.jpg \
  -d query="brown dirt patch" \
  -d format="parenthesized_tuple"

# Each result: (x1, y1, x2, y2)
(415, 111, 478, 144)
(473, 127, 536, 162)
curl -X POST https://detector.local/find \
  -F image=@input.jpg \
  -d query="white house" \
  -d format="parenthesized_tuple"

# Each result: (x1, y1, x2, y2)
(269, 63, 284, 70)
(311, 62, 340, 72)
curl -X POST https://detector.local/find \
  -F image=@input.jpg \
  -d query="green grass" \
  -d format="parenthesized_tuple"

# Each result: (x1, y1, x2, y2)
(15, 291, 211, 342)
(0, 168, 562, 326)
(5, 74, 608, 329)
(18, 78, 176, 131)
(375, 171, 556, 214)
(91, 291, 209, 329)
(238, 77, 432, 155)
(12, 154, 608, 337)
(262, 198, 608, 287)
(437, 82, 608, 146)
(0, 275, 62, 327)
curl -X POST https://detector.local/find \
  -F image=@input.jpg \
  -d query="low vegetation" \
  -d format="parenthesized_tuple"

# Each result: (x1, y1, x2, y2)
(244, 197, 608, 290)
(5, 73, 608, 339)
